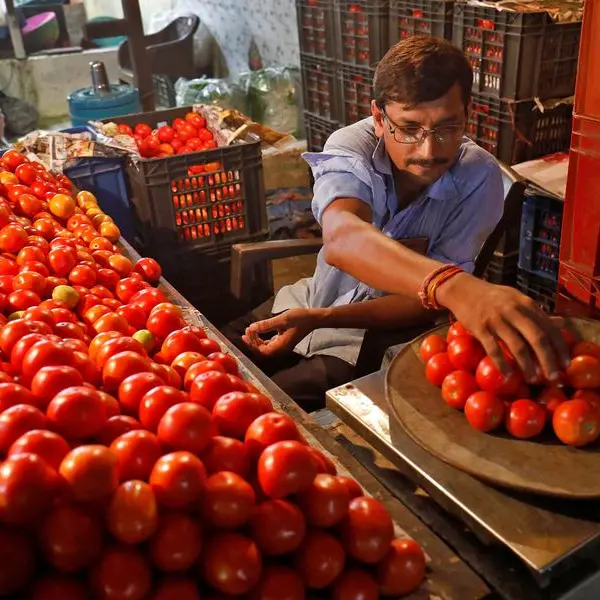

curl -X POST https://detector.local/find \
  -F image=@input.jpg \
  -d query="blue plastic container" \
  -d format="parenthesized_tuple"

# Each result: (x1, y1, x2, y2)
(518, 193, 563, 282)
(60, 127, 134, 242)
(68, 84, 141, 128)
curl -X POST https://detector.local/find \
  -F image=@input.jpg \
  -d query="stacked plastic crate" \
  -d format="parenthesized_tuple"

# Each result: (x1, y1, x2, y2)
(298, 0, 342, 151)
(452, 3, 581, 288)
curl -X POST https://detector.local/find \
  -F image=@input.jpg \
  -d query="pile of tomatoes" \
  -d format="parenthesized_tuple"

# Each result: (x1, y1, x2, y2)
(421, 322, 600, 447)
(114, 112, 218, 159)
(0, 148, 427, 599)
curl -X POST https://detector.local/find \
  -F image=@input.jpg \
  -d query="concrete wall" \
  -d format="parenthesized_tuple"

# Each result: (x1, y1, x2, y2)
(0, 48, 118, 122)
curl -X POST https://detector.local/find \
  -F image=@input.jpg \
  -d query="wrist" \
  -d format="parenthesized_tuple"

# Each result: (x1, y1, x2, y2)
(309, 307, 332, 328)
(435, 271, 477, 310)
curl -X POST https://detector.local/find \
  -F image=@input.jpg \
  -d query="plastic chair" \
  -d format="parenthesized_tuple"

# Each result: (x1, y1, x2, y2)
(117, 15, 200, 88)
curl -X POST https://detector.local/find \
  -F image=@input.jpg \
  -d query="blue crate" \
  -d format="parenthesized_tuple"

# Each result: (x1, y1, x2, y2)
(518, 193, 563, 283)
(63, 157, 134, 242)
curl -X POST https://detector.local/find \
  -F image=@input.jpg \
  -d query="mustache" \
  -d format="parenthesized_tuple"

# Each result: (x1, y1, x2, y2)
(405, 158, 449, 167)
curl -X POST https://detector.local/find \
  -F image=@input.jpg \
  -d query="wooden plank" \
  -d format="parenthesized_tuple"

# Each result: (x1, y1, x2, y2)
(119, 238, 492, 600)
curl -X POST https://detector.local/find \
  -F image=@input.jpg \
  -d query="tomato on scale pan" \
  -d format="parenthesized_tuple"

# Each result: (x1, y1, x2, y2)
(0, 146, 429, 599)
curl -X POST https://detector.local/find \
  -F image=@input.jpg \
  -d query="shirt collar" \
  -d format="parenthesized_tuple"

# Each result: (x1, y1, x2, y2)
(371, 137, 459, 203)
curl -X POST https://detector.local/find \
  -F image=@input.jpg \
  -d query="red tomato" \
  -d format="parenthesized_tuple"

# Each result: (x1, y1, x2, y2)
(184, 361, 225, 390)
(102, 350, 152, 392)
(203, 532, 262, 596)
(95, 336, 147, 368)
(21, 339, 75, 380)
(212, 392, 273, 439)
(134, 123, 152, 138)
(337, 475, 363, 499)
(10, 332, 48, 370)
(15, 163, 37, 185)
(92, 546, 152, 600)
(48, 247, 77, 277)
(441, 370, 479, 410)
(340, 496, 393, 564)
(130, 287, 167, 312)
(0, 404, 47, 454)
(447, 334, 485, 372)
(0, 452, 58, 524)
(107, 480, 158, 544)
(561, 328, 578, 350)
(475, 356, 523, 396)
(295, 529, 345, 589)
(118, 371, 163, 415)
(0, 529, 35, 594)
(139, 385, 189, 431)
(157, 126, 175, 144)
(566, 355, 600, 389)
(446, 322, 470, 341)
(296, 473, 350, 528)
(157, 402, 213, 454)
(333, 572, 382, 600)
(419, 334, 447, 362)
(505, 399, 546, 439)
(258, 440, 318, 499)
(244, 412, 303, 460)
(13, 270, 46, 296)
(28, 575, 90, 600)
(198, 337, 221, 355)
(59, 444, 119, 502)
(114, 277, 145, 303)
(149, 451, 207, 509)
(150, 577, 201, 600)
(97, 415, 141, 446)
(189, 370, 246, 410)
(573, 389, 600, 414)
(147, 309, 185, 340)
(68, 264, 96, 288)
(0, 224, 28, 253)
(185, 112, 206, 128)
(206, 351, 239, 375)
(8, 429, 69, 470)
(201, 436, 251, 478)
(0, 318, 52, 355)
(553, 399, 600, 447)
(464, 391, 504, 432)
(571, 341, 600, 360)
(134, 257, 162, 283)
(30, 365, 84, 408)
(425, 352, 454, 387)
(202, 470, 255, 529)
(0, 382, 36, 412)
(118, 123, 133, 136)
(377, 538, 426, 597)
(249, 566, 305, 600)
(47, 386, 106, 440)
(40, 502, 103, 573)
(161, 329, 207, 363)
(110, 429, 162, 482)
(249, 498, 305, 556)
(170, 351, 205, 377)
(149, 512, 202, 572)
(537, 386, 568, 416)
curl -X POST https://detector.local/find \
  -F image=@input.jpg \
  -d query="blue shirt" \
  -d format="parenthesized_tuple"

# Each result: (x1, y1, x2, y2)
(273, 117, 504, 366)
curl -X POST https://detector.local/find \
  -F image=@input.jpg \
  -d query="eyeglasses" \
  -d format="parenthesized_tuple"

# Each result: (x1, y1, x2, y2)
(381, 106, 464, 145)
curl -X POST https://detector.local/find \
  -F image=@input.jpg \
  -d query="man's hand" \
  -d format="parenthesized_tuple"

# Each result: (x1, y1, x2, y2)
(243, 308, 320, 358)
(438, 274, 570, 382)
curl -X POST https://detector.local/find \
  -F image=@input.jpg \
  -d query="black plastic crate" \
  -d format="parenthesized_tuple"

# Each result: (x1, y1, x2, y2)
(155, 232, 272, 326)
(336, 0, 389, 66)
(304, 111, 341, 152)
(517, 268, 557, 314)
(103, 107, 267, 253)
(389, 0, 454, 43)
(483, 252, 518, 286)
(466, 93, 573, 165)
(453, 3, 581, 101)
(300, 54, 341, 121)
(296, 0, 338, 59)
(340, 62, 375, 125)
(519, 193, 563, 283)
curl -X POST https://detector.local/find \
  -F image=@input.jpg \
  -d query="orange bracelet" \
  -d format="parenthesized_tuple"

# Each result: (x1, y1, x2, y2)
(427, 266, 463, 310)
(419, 264, 463, 310)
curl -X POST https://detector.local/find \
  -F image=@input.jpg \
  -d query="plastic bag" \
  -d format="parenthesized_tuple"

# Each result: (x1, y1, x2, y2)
(175, 77, 247, 112)
(239, 67, 303, 137)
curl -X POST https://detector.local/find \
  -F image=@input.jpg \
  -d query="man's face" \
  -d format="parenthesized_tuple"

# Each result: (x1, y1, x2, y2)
(372, 83, 467, 185)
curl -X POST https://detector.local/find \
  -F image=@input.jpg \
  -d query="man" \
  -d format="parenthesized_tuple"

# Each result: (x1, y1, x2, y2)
(223, 36, 568, 411)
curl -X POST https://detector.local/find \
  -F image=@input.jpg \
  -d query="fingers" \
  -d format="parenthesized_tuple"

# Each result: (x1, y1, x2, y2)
(476, 327, 508, 375)
(491, 318, 536, 381)
(246, 314, 287, 336)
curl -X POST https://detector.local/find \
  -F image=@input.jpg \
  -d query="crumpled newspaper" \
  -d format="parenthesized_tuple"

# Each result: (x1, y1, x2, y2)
(14, 128, 136, 174)
(463, 0, 583, 22)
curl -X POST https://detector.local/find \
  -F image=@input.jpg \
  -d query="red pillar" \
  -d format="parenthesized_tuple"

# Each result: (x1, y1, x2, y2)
(557, 0, 600, 316)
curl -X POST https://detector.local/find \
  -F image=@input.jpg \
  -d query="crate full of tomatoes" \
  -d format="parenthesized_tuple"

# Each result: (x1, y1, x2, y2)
(421, 322, 600, 447)
(0, 148, 427, 598)
(98, 107, 268, 256)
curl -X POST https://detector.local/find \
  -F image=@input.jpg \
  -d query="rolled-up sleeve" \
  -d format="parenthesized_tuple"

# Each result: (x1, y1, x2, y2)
(303, 153, 374, 225)
(428, 165, 504, 273)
